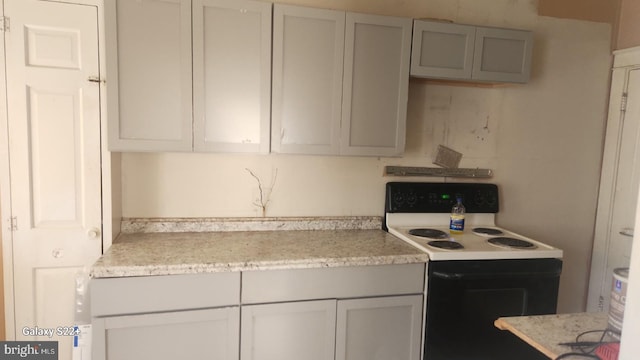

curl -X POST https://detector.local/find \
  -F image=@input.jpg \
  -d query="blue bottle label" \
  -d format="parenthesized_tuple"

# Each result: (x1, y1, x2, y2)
(450, 217, 465, 231)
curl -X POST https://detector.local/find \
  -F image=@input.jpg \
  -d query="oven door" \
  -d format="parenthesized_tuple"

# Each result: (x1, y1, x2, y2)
(424, 258, 562, 360)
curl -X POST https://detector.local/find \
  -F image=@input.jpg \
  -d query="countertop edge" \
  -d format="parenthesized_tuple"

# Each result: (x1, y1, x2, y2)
(90, 254, 429, 279)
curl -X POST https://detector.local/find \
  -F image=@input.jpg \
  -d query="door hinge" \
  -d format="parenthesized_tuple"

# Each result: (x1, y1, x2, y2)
(621, 93, 628, 112)
(8, 216, 17, 231)
(0, 16, 10, 32)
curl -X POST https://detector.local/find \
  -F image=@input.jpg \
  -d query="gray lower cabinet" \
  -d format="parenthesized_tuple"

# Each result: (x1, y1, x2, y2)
(241, 295, 422, 360)
(91, 272, 241, 360)
(241, 300, 337, 360)
(91, 264, 425, 360)
(240, 264, 425, 360)
(335, 295, 423, 360)
(93, 307, 240, 360)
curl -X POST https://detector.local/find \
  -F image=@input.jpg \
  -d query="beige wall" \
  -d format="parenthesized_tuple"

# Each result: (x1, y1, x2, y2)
(539, 0, 640, 50)
(617, 0, 640, 49)
(120, 0, 612, 313)
(538, 0, 620, 24)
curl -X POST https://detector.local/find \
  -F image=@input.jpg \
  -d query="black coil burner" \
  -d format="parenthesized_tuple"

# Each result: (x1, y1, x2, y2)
(408, 228, 449, 239)
(472, 227, 504, 236)
(488, 237, 537, 249)
(427, 240, 464, 250)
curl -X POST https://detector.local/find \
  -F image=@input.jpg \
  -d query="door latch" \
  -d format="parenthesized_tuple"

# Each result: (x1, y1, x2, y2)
(87, 76, 105, 84)
(8, 216, 17, 231)
(0, 16, 10, 32)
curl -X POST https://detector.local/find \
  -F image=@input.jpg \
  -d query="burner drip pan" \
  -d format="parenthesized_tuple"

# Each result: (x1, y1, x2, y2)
(409, 228, 449, 239)
(472, 227, 504, 236)
(488, 237, 537, 249)
(427, 240, 464, 250)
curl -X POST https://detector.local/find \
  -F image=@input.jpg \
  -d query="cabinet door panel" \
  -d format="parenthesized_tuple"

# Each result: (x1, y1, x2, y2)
(336, 295, 423, 360)
(193, 0, 272, 153)
(410, 21, 475, 79)
(472, 27, 533, 83)
(271, 4, 344, 155)
(107, 0, 193, 151)
(241, 300, 336, 360)
(94, 307, 240, 360)
(341, 13, 411, 156)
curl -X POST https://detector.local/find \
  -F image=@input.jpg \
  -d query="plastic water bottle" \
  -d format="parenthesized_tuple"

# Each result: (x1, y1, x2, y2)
(449, 196, 465, 233)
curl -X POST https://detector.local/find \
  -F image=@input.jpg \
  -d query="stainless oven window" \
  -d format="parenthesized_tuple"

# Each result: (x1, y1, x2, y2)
(424, 259, 562, 360)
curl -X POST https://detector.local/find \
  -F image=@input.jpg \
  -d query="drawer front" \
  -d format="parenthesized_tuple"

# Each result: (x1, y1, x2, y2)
(242, 263, 425, 304)
(91, 272, 240, 316)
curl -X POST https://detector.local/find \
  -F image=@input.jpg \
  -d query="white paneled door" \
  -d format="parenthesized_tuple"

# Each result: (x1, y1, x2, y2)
(588, 65, 640, 312)
(3, 1, 102, 359)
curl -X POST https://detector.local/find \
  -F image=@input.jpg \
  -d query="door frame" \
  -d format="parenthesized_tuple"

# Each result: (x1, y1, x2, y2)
(0, 0, 117, 339)
(587, 46, 640, 312)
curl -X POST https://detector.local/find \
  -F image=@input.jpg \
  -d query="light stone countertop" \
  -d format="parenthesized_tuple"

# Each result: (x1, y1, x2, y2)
(120, 216, 383, 233)
(495, 312, 611, 359)
(91, 229, 429, 278)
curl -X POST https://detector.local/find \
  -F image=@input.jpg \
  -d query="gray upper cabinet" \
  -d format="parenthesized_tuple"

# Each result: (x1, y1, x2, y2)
(341, 13, 411, 156)
(411, 19, 533, 83)
(193, 0, 272, 153)
(410, 21, 475, 79)
(108, 1, 410, 155)
(106, 0, 193, 152)
(108, 0, 271, 153)
(271, 5, 345, 155)
(472, 26, 533, 83)
(272, 4, 411, 156)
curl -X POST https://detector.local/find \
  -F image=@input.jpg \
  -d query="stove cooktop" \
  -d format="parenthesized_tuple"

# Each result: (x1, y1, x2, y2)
(387, 224, 562, 261)
(384, 182, 563, 261)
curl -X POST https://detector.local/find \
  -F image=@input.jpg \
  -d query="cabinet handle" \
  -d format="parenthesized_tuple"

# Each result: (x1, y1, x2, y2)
(619, 228, 634, 237)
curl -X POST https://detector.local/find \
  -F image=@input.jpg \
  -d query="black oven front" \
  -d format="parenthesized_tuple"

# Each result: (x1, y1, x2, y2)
(424, 258, 562, 360)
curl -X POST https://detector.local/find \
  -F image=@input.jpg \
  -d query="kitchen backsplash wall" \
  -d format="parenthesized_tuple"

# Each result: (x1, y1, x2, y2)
(119, 0, 611, 313)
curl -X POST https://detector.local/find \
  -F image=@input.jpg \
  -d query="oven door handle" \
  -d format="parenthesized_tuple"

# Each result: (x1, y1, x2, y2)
(431, 270, 561, 280)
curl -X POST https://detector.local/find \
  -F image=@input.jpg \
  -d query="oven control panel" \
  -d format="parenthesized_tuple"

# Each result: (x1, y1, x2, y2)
(385, 182, 499, 213)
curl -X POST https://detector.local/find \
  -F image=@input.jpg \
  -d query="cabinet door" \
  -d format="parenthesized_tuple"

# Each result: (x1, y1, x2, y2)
(271, 5, 345, 155)
(93, 307, 240, 360)
(335, 295, 423, 360)
(341, 13, 411, 156)
(106, 0, 193, 152)
(241, 300, 336, 360)
(410, 20, 476, 80)
(193, 0, 272, 153)
(472, 27, 533, 83)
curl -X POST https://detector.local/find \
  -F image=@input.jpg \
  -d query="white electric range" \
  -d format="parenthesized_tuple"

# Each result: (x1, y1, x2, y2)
(384, 182, 563, 261)
(384, 182, 564, 360)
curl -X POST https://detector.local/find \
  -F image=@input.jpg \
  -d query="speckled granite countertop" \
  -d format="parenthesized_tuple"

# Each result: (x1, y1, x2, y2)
(495, 312, 611, 359)
(92, 218, 429, 278)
